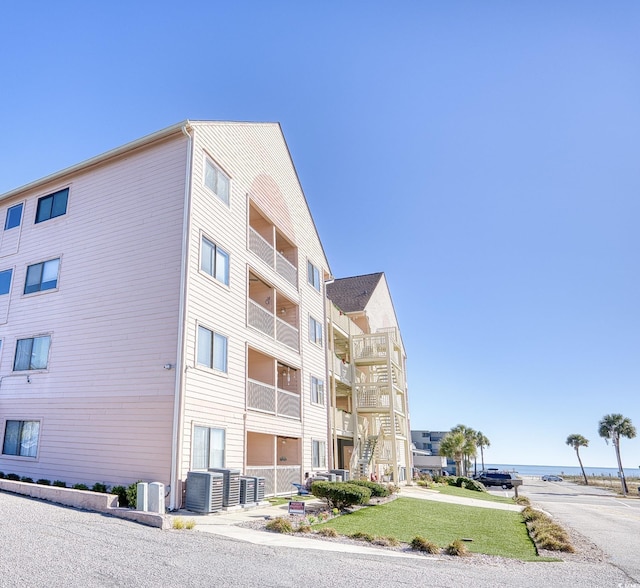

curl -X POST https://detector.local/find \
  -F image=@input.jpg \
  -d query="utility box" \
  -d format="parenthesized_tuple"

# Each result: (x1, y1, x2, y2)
(148, 482, 165, 514)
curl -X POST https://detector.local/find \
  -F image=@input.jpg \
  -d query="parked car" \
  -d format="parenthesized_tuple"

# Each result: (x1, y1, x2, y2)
(473, 469, 517, 489)
(541, 475, 563, 482)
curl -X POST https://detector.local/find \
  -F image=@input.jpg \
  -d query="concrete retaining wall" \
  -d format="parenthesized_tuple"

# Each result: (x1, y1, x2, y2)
(0, 479, 168, 529)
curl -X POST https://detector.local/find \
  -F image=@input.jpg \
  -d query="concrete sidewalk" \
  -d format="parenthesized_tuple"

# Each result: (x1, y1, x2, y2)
(181, 484, 520, 557)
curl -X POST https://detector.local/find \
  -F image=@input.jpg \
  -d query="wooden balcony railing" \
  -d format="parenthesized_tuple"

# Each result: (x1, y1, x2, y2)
(248, 300, 299, 351)
(249, 227, 298, 287)
(245, 465, 302, 496)
(247, 378, 300, 419)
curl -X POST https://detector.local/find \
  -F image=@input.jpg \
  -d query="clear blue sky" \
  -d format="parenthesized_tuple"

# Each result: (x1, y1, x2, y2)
(1, 1, 639, 469)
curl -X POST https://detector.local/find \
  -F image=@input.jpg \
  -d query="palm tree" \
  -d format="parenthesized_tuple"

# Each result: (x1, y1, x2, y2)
(566, 434, 589, 485)
(476, 431, 491, 471)
(598, 414, 637, 495)
(439, 431, 466, 476)
(451, 425, 477, 476)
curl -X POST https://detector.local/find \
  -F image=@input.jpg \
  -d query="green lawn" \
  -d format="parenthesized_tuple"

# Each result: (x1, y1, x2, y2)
(315, 497, 540, 560)
(431, 485, 516, 504)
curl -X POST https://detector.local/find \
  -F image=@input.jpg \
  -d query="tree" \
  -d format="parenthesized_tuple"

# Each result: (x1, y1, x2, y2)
(438, 431, 466, 476)
(450, 425, 478, 476)
(475, 431, 491, 471)
(565, 434, 589, 485)
(598, 414, 637, 495)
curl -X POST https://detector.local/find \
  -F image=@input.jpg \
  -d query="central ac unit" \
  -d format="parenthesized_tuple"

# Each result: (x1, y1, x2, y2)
(185, 471, 224, 514)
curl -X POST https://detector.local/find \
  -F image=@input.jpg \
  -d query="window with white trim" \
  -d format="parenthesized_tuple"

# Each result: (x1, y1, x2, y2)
(311, 376, 325, 405)
(5, 203, 23, 230)
(14, 336, 51, 371)
(201, 236, 230, 285)
(204, 158, 230, 206)
(2, 420, 40, 458)
(192, 426, 225, 469)
(309, 316, 323, 346)
(312, 439, 326, 469)
(197, 326, 228, 373)
(36, 188, 68, 223)
(307, 261, 321, 291)
(0, 269, 12, 295)
(24, 258, 60, 294)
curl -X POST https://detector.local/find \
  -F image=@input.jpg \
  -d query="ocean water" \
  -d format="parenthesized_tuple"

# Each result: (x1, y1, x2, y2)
(484, 463, 640, 478)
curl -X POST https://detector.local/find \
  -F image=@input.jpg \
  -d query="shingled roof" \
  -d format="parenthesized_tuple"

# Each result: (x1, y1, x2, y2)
(326, 272, 383, 313)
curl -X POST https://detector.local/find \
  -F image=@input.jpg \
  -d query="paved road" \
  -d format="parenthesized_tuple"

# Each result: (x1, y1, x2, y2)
(0, 489, 634, 588)
(518, 477, 640, 583)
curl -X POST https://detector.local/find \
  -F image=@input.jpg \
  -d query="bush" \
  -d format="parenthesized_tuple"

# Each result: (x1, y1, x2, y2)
(348, 480, 390, 498)
(111, 485, 128, 507)
(36, 479, 51, 486)
(265, 517, 293, 533)
(20, 477, 34, 483)
(514, 495, 530, 506)
(0, 472, 5, 479)
(53, 480, 67, 488)
(460, 477, 486, 492)
(525, 510, 574, 553)
(444, 539, 468, 556)
(374, 536, 400, 547)
(311, 481, 372, 510)
(72, 483, 89, 490)
(6, 473, 20, 481)
(296, 524, 312, 533)
(172, 518, 185, 530)
(91, 482, 108, 493)
(317, 527, 338, 538)
(411, 536, 440, 553)
(349, 531, 374, 542)
(184, 519, 196, 530)
(125, 481, 143, 509)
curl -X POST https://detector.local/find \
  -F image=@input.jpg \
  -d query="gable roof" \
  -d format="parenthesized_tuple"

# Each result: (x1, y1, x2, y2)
(326, 272, 383, 313)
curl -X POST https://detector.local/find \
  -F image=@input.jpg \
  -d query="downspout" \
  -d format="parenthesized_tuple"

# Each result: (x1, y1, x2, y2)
(323, 277, 334, 471)
(169, 123, 194, 510)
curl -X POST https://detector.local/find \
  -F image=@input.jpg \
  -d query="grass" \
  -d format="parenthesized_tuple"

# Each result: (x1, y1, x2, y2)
(432, 485, 516, 504)
(267, 495, 316, 506)
(564, 475, 640, 497)
(315, 497, 542, 560)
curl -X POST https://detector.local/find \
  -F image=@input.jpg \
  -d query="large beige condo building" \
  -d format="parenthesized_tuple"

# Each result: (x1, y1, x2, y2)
(0, 121, 411, 509)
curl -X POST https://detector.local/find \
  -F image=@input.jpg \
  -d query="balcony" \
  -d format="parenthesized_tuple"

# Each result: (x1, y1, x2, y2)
(246, 432, 302, 496)
(330, 355, 353, 385)
(333, 408, 355, 435)
(247, 350, 301, 419)
(248, 204, 298, 288)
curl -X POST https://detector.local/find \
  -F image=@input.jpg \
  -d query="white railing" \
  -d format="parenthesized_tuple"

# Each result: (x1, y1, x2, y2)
(249, 227, 275, 267)
(248, 300, 275, 337)
(276, 251, 297, 287)
(247, 379, 276, 413)
(353, 335, 389, 361)
(244, 465, 302, 497)
(277, 389, 301, 419)
(276, 318, 299, 351)
(331, 356, 352, 385)
(333, 408, 354, 434)
(355, 384, 391, 409)
(328, 302, 353, 334)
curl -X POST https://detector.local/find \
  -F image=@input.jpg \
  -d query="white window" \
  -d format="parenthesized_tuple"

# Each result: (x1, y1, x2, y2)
(201, 236, 230, 285)
(197, 326, 228, 373)
(2, 420, 40, 458)
(312, 439, 326, 469)
(307, 261, 321, 291)
(24, 258, 60, 294)
(311, 376, 325, 405)
(14, 336, 51, 371)
(192, 426, 225, 469)
(204, 159, 230, 206)
(309, 316, 323, 346)
(0, 269, 12, 295)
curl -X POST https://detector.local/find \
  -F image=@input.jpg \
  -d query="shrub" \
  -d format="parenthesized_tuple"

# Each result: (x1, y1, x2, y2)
(172, 518, 185, 530)
(125, 481, 143, 509)
(460, 477, 486, 492)
(446, 476, 460, 486)
(20, 477, 34, 483)
(111, 485, 128, 507)
(410, 536, 440, 553)
(386, 483, 401, 495)
(53, 480, 67, 488)
(6, 473, 20, 481)
(526, 513, 574, 553)
(184, 519, 196, 530)
(72, 483, 89, 490)
(444, 539, 468, 556)
(349, 531, 374, 542)
(514, 495, 530, 506)
(348, 480, 390, 498)
(311, 481, 372, 510)
(432, 475, 444, 484)
(317, 527, 338, 538)
(91, 482, 109, 493)
(374, 536, 400, 547)
(0, 472, 5, 479)
(296, 524, 312, 533)
(265, 517, 293, 534)
(36, 479, 51, 486)
(521, 506, 545, 523)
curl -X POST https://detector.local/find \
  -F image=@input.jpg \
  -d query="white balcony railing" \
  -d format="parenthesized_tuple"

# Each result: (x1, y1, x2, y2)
(333, 408, 354, 434)
(276, 318, 299, 351)
(245, 465, 302, 497)
(276, 251, 297, 287)
(331, 355, 352, 385)
(249, 227, 274, 268)
(248, 300, 275, 337)
(247, 378, 300, 419)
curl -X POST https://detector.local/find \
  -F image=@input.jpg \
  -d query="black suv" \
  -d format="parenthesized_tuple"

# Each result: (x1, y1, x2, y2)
(474, 470, 516, 489)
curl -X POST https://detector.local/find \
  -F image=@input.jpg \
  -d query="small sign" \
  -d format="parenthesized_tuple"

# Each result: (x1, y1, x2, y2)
(288, 501, 306, 515)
